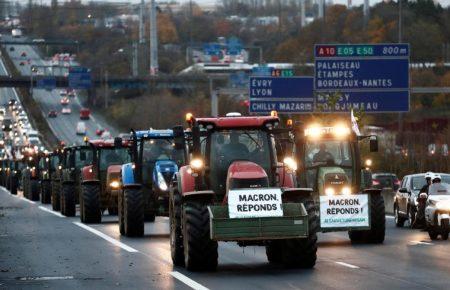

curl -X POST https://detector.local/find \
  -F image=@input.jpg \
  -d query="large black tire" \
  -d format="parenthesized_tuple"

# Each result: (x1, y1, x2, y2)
(51, 181, 61, 211)
(281, 198, 317, 268)
(123, 188, 144, 237)
(144, 190, 156, 222)
(30, 180, 40, 201)
(41, 181, 51, 204)
(366, 194, 385, 243)
(62, 184, 76, 217)
(408, 205, 416, 229)
(428, 229, 438, 240)
(265, 240, 282, 263)
(170, 191, 184, 266)
(9, 177, 18, 195)
(183, 201, 218, 271)
(81, 184, 101, 223)
(394, 204, 405, 228)
(118, 190, 125, 235)
(441, 219, 449, 240)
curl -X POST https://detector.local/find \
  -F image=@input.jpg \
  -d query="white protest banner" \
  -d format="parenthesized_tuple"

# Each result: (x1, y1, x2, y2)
(320, 194, 369, 228)
(228, 188, 283, 219)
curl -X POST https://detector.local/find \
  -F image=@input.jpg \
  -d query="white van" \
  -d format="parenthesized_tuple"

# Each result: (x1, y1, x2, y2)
(76, 121, 86, 135)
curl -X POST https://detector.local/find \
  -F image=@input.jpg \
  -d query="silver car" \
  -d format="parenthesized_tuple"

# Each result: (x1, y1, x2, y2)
(425, 183, 450, 240)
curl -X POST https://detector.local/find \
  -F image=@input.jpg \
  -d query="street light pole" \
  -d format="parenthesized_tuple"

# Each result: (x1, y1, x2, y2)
(398, 0, 402, 43)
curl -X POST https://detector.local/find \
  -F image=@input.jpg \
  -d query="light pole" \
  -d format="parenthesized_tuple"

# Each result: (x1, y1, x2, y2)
(398, 0, 402, 43)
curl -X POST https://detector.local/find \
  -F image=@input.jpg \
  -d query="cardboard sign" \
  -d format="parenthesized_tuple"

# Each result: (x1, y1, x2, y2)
(320, 194, 369, 228)
(228, 188, 283, 219)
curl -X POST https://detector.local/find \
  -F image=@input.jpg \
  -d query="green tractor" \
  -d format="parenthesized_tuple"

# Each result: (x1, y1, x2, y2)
(294, 122, 384, 243)
(60, 144, 93, 216)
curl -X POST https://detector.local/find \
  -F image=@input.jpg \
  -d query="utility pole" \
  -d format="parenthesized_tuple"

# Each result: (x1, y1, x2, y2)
(149, 0, 158, 76)
(300, 0, 305, 28)
(104, 70, 109, 109)
(132, 42, 138, 77)
(398, 0, 402, 43)
(363, 0, 369, 28)
(318, 0, 324, 19)
(139, 0, 145, 44)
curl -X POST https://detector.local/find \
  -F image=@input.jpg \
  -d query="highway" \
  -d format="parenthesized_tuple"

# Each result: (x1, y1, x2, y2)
(2, 35, 117, 145)
(1, 188, 450, 290)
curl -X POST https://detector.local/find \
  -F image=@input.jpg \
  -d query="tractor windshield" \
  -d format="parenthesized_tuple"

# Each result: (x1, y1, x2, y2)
(75, 148, 94, 168)
(304, 140, 354, 190)
(99, 148, 131, 171)
(208, 130, 273, 194)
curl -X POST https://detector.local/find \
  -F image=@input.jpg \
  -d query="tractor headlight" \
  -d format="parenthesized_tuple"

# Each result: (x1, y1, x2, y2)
(190, 158, 203, 170)
(157, 172, 168, 191)
(342, 186, 352, 195)
(325, 187, 335, 196)
(283, 157, 297, 171)
(109, 180, 120, 189)
(436, 201, 450, 211)
(58, 165, 62, 170)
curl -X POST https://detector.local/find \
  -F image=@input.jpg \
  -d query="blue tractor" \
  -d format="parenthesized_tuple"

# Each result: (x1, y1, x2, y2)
(119, 128, 186, 237)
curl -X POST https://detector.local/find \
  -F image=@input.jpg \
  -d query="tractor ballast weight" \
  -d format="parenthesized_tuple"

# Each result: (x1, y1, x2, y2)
(79, 139, 132, 224)
(119, 128, 186, 237)
(169, 113, 318, 271)
(294, 122, 385, 244)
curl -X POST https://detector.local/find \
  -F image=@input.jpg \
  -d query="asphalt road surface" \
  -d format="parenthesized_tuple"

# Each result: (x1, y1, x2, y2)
(1, 187, 450, 290)
(2, 35, 117, 145)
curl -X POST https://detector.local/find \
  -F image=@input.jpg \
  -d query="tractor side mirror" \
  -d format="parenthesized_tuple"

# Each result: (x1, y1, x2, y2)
(114, 137, 123, 148)
(361, 169, 372, 189)
(369, 136, 378, 152)
(173, 125, 185, 150)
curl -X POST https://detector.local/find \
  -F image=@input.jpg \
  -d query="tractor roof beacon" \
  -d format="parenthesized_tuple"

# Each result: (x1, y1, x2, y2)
(169, 112, 318, 271)
(119, 129, 187, 237)
(294, 122, 385, 244)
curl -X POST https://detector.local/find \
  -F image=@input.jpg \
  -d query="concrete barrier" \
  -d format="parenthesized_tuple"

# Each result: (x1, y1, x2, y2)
(381, 189, 396, 214)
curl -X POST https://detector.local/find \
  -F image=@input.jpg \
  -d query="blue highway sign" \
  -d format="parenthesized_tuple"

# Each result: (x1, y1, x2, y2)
(36, 77, 56, 90)
(68, 67, 92, 89)
(249, 77, 314, 113)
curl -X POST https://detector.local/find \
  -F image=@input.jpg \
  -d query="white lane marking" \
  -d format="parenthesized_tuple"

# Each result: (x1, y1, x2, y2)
(408, 241, 433, 246)
(385, 215, 395, 219)
(19, 197, 35, 204)
(335, 261, 360, 269)
(38, 206, 64, 218)
(170, 271, 210, 290)
(18, 276, 74, 281)
(72, 222, 138, 253)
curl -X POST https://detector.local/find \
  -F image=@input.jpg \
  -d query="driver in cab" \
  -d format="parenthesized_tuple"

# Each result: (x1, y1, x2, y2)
(220, 132, 249, 160)
(312, 143, 334, 165)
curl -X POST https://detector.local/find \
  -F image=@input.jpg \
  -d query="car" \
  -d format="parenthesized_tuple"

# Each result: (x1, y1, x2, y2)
(8, 99, 16, 106)
(372, 173, 400, 191)
(48, 110, 58, 118)
(60, 97, 70, 106)
(9, 47, 14, 52)
(19, 61, 25, 66)
(60, 90, 67, 97)
(2, 118, 13, 131)
(21, 52, 26, 57)
(61, 107, 71, 115)
(67, 89, 76, 97)
(32, 39, 45, 43)
(100, 130, 111, 139)
(394, 173, 450, 228)
(95, 128, 104, 136)
(79, 108, 90, 120)
(76, 121, 86, 135)
(425, 182, 450, 240)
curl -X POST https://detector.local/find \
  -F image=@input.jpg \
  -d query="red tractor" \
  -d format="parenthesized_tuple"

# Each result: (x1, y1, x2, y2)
(169, 113, 318, 271)
(79, 138, 132, 223)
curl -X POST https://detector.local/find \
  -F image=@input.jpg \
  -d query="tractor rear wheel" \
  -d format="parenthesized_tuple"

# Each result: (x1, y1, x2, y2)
(30, 180, 40, 201)
(51, 181, 61, 211)
(183, 201, 218, 271)
(124, 188, 144, 237)
(265, 240, 282, 263)
(81, 184, 101, 223)
(41, 181, 51, 204)
(281, 198, 317, 268)
(365, 194, 385, 244)
(170, 191, 184, 266)
(62, 184, 76, 217)
(118, 190, 125, 235)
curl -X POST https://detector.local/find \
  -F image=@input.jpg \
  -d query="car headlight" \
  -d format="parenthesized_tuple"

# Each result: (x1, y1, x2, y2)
(283, 156, 297, 171)
(325, 187, 335, 196)
(436, 201, 450, 211)
(157, 172, 168, 191)
(109, 180, 120, 189)
(190, 158, 203, 170)
(342, 186, 352, 195)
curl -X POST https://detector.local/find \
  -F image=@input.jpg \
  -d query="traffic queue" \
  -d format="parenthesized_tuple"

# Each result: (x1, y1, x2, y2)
(1, 111, 450, 272)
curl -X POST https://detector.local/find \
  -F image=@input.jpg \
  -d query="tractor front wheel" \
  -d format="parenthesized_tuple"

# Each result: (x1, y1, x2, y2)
(123, 188, 144, 237)
(281, 198, 317, 268)
(30, 180, 40, 201)
(81, 184, 101, 223)
(41, 181, 51, 204)
(183, 201, 218, 271)
(366, 194, 385, 244)
(62, 184, 76, 217)
(170, 191, 184, 266)
(9, 176, 18, 195)
(265, 240, 282, 264)
(51, 181, 61, 211)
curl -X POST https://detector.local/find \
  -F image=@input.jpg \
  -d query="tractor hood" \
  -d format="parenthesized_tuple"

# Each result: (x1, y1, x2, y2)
(152, 160, 179, 191)
(226, 161, 269, 192)
(317, 166, 349, 196)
